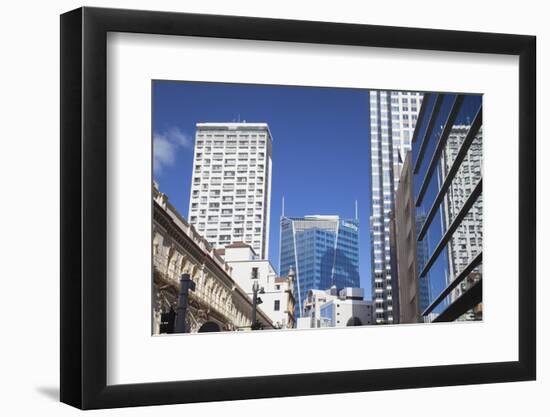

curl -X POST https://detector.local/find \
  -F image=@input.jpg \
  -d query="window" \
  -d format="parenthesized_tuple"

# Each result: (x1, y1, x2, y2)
(274, 300, 280, 311)
(251, 267, 259, 279)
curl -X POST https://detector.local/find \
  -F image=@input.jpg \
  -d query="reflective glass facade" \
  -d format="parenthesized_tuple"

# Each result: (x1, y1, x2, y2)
(416, 215, 431, 314)
(279, 216, 360, 316)
(411, 93, 483, 322)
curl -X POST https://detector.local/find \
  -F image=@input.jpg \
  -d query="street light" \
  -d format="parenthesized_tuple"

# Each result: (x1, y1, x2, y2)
(174, 273, 196, 333)
(251, 280, 264, 330)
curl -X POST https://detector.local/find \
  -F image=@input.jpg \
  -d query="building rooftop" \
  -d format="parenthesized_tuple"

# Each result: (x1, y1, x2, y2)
(284, 215, 358, 222)
(222, 242, 259, 262)
(225, 242, 256, 253)
(196, 122, 269, 128)
(195, 122, 273, 141)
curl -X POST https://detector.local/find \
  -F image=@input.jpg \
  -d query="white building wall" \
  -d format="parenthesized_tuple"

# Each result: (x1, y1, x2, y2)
(296, 317, 313, 329)
(302, 287, 373, 328)
(228, 259, 275, 294)
(223, 246, 256, 263)
(226, 247, 293, 328)
(320, 300, 374, 327)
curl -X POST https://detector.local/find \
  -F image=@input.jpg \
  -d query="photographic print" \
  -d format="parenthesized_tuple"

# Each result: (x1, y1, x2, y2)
(60, 9, 535, 407)
(151, 81, 483, 334)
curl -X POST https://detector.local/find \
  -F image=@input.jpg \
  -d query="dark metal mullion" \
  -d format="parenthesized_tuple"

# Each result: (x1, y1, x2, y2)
(422, 251, 482, 316)
(411, 93, 431, 144)
(417, 108, 483, 241)
(419, 178, 482, 278)
(432, 279, 482, 322)
(413, 94, 444, 174)
(415, 95, 465, 207)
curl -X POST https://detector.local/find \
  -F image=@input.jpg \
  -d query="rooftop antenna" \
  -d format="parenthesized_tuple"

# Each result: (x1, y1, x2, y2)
(282, 196, 285, 217)
(355, 200, 358, 221)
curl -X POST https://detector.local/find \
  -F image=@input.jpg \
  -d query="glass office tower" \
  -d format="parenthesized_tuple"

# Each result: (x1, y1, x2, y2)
(411, 93, 483, 322)
(279, 215, 360, 316)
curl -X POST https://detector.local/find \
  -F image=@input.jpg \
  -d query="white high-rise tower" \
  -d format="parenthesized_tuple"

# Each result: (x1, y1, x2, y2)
(188, 122, 273, 259)
(441, 125, 483, 309)
(369, 90, 423, 324)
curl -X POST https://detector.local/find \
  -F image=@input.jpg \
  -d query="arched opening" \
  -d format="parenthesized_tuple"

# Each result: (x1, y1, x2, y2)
(198, 321, 221, 333)
(346, 316, 362, 326)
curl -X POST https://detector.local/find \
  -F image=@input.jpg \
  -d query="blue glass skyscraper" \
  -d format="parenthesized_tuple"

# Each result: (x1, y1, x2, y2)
(279, 215, 360, 316)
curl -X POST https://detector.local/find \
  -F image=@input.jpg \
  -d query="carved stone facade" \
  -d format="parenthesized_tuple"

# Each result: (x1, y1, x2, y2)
(152, 187, 273, 334)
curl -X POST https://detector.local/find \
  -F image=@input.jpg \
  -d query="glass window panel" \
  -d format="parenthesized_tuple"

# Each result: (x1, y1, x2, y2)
(419, 194, 482, 314)
(414, 94, 458, 191)
(411, 94, 436, 164)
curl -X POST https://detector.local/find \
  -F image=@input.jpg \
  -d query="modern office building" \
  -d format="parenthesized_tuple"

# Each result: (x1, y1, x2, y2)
(279, 215, 360, 317)
(298, 288, 333, 328)
(188, 122, 273, 259)
(369, 90, 423, 324)
(411, 93, 483, 322)
(298, 286, 373, 328)
(319, 288, 374, 327)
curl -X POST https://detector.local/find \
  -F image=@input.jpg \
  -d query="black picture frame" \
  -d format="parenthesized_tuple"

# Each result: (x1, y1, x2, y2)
(60, 6, 536, 410)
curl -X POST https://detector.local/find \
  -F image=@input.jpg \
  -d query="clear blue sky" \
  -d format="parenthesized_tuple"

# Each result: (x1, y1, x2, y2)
(152, 81, 373, 297)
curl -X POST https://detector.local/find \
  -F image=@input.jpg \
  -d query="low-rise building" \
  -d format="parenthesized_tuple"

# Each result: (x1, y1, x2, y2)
(301, 286, 373, 328)
(222, 243, 296, 329)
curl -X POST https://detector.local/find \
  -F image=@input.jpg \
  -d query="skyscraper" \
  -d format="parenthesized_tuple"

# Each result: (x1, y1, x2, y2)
(188, 122, 273, 259)
(369, 90, 423, 324)
(279, 215, 360, 317)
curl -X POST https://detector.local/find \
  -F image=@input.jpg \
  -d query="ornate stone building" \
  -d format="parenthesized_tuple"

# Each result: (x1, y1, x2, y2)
(152, 185, 273, 334)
